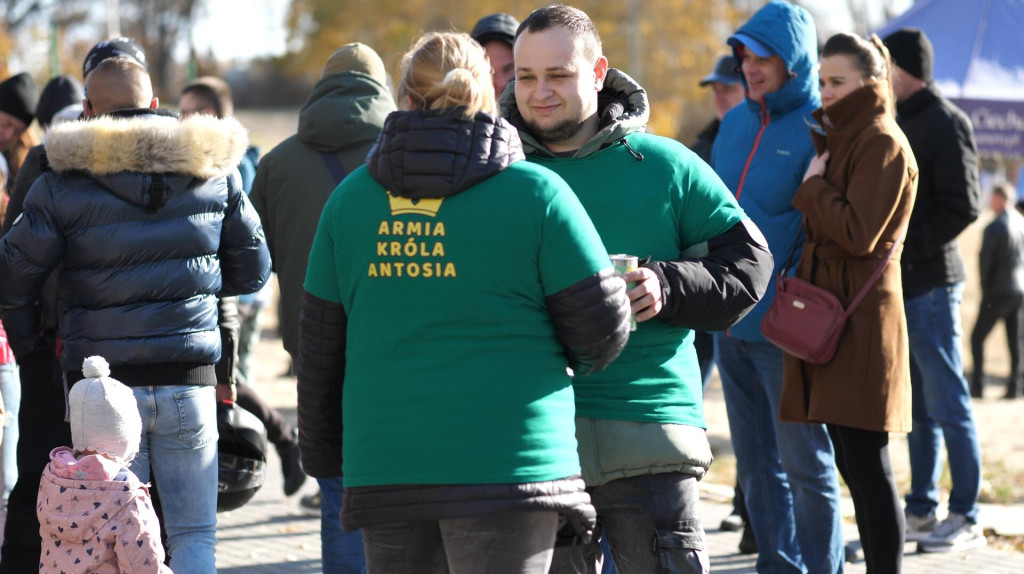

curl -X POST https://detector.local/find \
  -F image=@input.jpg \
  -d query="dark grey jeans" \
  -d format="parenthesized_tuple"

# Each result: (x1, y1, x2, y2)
(550, 473, 708, 574)
(361, 509, 560, 574)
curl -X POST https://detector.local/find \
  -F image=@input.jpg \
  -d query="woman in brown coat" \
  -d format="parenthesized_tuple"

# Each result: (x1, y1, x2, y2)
(780, 32, 917, 573)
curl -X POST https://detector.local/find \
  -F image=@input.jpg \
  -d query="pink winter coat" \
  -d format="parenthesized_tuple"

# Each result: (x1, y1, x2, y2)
(36, 447, 171, 574)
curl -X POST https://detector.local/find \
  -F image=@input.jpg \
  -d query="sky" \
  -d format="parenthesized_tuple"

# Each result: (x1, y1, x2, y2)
(188, 0, 915, 64)
(190, 0, 290, 63)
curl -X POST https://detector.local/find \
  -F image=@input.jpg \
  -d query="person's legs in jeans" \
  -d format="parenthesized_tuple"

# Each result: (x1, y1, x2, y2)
(361, 520, 447, 574)
(0, 345, 70, 574)
(318, 476, 367, 574)
(587, 473, 707, 574)
(716, 336, 843, 573)
(441, 510, 559, 573)
(827, 424, 904, 574)
(236, 301, 264, 380)
(905, 284, 982, 522)
(750, 341, 843, 574)
(0, 362, 20, 501)
(362, 510, 559, 574)
(715, 335, 801, 573)
(131, 385, 218, 573)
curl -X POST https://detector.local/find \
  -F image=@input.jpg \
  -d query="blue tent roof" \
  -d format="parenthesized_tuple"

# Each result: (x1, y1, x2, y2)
(877, 0, 1024, 101)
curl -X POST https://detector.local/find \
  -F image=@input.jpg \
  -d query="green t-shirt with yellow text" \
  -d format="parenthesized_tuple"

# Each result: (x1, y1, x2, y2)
(304, 162, 612, 487)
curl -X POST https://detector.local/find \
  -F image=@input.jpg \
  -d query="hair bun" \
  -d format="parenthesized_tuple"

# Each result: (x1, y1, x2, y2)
(82, 356, 111, 378)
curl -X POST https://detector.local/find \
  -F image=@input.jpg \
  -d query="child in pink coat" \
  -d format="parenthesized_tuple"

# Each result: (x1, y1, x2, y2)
(36, 356, 170, 573)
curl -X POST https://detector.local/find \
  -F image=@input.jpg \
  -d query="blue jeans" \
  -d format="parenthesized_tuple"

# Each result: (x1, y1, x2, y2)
(714, 336, 844, 574)
(319, 477, 367, 574)
(129, 385, 218, 573)
(0, 362, 19, 501)
(551, 473, 708, 574)
(904, 283, 982, 522)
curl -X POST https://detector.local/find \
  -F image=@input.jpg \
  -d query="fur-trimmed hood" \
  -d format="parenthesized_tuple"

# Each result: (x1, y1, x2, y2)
(45, 110, 248, 178)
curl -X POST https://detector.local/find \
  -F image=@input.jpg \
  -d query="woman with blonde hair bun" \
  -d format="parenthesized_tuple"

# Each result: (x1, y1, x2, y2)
(298, 32, 631, 573)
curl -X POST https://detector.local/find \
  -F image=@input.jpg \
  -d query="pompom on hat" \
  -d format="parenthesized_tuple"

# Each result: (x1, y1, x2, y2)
(69, 356, 142, 464)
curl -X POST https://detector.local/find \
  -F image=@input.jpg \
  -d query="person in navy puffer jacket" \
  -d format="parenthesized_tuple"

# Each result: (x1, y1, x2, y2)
(0, 57, 270, 573)
(711, 2, 845, 573)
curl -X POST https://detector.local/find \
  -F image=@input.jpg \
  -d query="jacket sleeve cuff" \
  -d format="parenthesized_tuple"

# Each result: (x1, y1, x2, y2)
(648, 219, 773, 330)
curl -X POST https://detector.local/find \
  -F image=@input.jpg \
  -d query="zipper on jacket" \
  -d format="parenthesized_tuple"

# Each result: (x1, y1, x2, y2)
(735, 103, 770, 201)
(726, 101, 770, 338)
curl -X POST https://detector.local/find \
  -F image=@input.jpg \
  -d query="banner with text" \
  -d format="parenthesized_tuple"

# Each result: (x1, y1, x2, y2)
(953, 98, 1024, 156)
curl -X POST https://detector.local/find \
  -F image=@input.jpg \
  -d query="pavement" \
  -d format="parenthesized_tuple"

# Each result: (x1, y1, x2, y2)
(216, 411, 1024, 573)
(214, 326, 1024, 572)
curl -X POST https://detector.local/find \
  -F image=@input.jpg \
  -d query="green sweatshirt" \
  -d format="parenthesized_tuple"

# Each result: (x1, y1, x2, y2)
(304, 163, 612, 486)
(529, 133, 744, 428)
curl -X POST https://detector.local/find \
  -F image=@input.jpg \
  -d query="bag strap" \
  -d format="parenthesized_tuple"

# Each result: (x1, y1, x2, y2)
(776, 227, 805, 287)
(320, 152, 349, 185)
(842, 227, 906, 319)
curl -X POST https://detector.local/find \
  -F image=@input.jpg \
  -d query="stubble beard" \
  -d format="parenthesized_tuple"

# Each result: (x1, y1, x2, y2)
(523, 115, 587, 149)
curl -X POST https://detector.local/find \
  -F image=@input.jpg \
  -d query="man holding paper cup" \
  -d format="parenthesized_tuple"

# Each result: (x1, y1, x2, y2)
(501, 5, 773, 571)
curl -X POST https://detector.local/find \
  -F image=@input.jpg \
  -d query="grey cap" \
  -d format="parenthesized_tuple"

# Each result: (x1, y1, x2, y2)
(471, 13, 520, 47)
(700, 55, 742, 87)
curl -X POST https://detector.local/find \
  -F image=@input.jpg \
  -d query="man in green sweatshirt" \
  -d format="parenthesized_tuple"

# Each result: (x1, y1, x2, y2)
(500, 5, 773, 572)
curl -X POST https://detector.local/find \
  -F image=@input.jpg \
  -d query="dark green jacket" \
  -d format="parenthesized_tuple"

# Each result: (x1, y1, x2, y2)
(250, 71, 395, 357)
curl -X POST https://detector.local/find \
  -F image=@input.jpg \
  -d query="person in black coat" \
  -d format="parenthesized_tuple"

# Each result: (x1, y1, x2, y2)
(971, 183, 1024, 399)
(884, 27, 986, 553)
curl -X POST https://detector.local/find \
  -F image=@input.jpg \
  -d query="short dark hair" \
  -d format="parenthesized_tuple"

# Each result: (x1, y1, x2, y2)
(181, 76, 233, 118)
(993, 182, 1016, 203)
(516, 4, 602, 63)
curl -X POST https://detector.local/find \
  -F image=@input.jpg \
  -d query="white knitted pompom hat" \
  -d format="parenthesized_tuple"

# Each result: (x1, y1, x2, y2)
(68, 356, 143, 463)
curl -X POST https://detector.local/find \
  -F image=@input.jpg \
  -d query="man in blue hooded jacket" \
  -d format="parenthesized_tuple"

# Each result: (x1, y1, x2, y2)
(711, 2, 844, 573)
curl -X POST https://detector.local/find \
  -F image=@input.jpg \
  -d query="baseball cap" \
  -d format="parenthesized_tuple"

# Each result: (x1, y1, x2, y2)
(728, 33, 774, 58)
(700, 55, 742, 87)
(471, 13, 520, 47)
(82, 37, 148, 78)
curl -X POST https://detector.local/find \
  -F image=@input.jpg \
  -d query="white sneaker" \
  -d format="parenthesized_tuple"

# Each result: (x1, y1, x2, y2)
(918, 512, 987, 553)
(904, 511, 937, 542)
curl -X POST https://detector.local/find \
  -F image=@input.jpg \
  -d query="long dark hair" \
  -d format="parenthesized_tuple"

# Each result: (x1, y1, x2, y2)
(822, 33, 894, 113)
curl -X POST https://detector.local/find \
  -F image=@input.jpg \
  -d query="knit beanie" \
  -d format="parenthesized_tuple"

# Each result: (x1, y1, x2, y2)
(0, 73, 38, 127)
(82, 37, 148, 78)
(36, 76, 84, 129)
(69, 357, 142, 464)
(321, 43, 388, 85)
(883, 28, 934, 82)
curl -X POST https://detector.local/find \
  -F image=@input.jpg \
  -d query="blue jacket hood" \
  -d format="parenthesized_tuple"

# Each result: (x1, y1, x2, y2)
(731, 0, 819, 116)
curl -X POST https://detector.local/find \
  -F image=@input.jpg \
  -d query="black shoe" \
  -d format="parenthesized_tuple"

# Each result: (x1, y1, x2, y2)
(739, 523, 758, 554)
(300, 489, 322, 516)
(720, 513, 744, 532)
(278, 432, 307, 496)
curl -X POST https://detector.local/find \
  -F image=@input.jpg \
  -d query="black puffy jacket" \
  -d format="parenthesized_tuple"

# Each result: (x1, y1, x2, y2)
(0, 110, 271, 382)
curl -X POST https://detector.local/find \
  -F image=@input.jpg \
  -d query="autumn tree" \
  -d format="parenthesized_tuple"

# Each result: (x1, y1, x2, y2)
(285, 0, 751, 139)
(119, 0, 202, 99)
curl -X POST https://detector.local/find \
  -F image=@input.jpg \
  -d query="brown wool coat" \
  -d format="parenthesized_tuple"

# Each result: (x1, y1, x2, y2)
(779, 82, 918, 433)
